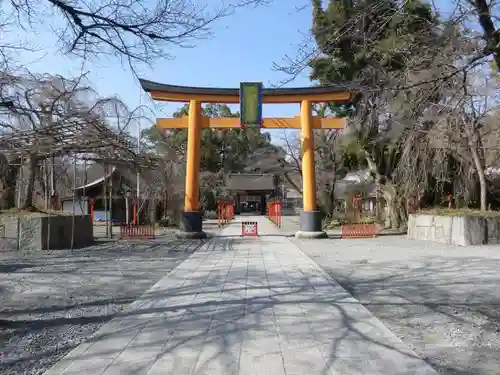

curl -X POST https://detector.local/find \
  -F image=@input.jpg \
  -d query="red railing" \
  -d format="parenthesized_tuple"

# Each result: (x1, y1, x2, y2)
(241, 221, 258, 236)
(267, 198, 282, 227)
(217, 199, 234, 227)
(120, 224, 156, 239)
(340, 223, 378, 239)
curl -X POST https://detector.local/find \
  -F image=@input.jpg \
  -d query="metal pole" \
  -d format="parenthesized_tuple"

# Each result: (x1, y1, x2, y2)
(17, 155, 23, 209)
(108, 164, 113, 239)
(103, 164, 108, 237)
(83, 158, 87, 217)
(125, 192, 129, 225)
(44, 160, 48, 209)
(70, 155, 77, 250)
(46, 157, 51, 250)
(48, 109, 55, 202)
(136, 123, 140, 225)
(16, 155, 22, 250)
(50, 155, 55, 198)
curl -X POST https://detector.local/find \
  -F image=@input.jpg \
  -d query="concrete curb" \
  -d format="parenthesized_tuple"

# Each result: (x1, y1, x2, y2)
(295, 230, 328, 239)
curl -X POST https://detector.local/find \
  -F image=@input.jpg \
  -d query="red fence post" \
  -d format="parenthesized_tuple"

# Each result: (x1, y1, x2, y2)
(278, 200, 282, 227)
(225, 200, 228, 224)
(221, 200, 225, 225)
(280, 200, 283, 227)
(272, 200, 275, 223)
(270, 200, 274, 223)
(217, 200, 221, 227)
(132, 196, 137, 225)
(89, 198, 95, 222)
(275, 200, 278, 225)
(274, 200, 280, 225)
(274, 201, 277, 224)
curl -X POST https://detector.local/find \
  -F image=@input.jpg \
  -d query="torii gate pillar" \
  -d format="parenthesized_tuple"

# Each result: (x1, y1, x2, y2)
(179, 100, 205, 238)
(295, 99, 327, 238)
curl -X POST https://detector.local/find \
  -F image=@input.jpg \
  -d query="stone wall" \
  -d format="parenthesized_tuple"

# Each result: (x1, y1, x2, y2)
(407, 214, 500, 246)
(0, 216, 19, 250)
(0, 214, 93, 251)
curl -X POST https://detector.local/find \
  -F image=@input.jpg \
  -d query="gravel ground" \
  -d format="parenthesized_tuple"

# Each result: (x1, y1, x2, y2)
(292, 234, 500, 375)
(0, 233, 211, 375)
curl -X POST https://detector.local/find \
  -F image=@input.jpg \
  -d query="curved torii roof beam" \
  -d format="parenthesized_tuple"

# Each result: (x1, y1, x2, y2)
(139, 79, 354, 104)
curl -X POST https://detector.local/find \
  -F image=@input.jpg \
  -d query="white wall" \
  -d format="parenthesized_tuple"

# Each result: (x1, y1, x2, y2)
(62, 200, 87, 215)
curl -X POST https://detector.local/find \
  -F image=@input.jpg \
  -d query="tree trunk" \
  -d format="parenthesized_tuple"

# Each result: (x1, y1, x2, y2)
(21, 156, 38, 210)
(381, 184, 401, 229)
(164, 190, 168, 217)
(364, 150, 385, 224)
(150, 198, 156, 224)
(0, 157, 20, 209)
(363, 149, 407, 228)
(477, 164, 487, 212)
(328, 183, 335, 215)
(465, 126, 487, 211)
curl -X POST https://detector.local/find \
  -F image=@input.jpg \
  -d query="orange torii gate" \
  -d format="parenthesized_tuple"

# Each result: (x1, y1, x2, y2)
(140, 80, 354, 238)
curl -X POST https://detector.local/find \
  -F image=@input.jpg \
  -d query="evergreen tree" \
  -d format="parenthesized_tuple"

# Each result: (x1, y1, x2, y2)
(142, 103, 273, 173)
(309, 0, 441, 228)
(310, 0, 438, 87)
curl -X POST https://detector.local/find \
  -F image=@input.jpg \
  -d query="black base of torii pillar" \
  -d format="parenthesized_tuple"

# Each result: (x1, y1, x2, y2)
(176, 211, 207, 239)
(295, 211, 328, 239)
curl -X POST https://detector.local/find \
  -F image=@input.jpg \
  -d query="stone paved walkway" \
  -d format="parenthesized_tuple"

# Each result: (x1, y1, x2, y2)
(43, 216, 437, 375)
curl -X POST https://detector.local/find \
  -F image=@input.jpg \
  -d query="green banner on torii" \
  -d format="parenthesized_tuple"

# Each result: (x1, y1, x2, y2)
(240, 82, 263, 127)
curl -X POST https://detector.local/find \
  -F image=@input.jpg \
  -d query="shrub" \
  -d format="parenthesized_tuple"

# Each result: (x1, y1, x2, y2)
(158, 216, 172, 227)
